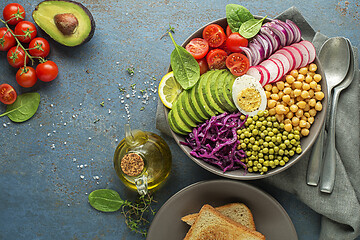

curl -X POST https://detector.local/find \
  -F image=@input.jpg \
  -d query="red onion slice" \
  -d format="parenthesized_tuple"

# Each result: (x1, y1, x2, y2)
(263, 22, 287, 47)
(273, 19, 295, 45)
(260, 26, 281, 52)
(255, 34, 271, 59)
(285, 19, 302, 43)
(249, 39, 265, 66)
(259, 33, 274, 57)
(239, 47, 254, 66)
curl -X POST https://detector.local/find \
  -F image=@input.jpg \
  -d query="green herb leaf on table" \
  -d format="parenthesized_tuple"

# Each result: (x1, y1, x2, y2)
(0, 92, 40, 123)
(226, 4, 254, 33)
(88, 189, 124, 212)
(169, 32, 200, 90)
(239, 16, 267, 39)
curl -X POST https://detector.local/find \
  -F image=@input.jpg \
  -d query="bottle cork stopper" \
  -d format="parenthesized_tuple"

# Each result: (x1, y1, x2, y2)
(120, 153, 144, 176)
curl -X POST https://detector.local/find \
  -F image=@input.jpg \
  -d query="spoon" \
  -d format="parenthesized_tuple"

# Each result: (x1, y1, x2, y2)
(320, 39, 355, 193)
(306, 37, 350, 186)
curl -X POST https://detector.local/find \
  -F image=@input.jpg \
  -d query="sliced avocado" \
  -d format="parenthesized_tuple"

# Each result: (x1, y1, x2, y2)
(223, 71, 237, 112)
(215, 70, 237, 112)
(212, 70, 234, 112)
(170, 100, 193, 133)
(194, 71, 217, 117)
(180, 90, 202, 123)
(32, 0, 95, 47)
(175, 92, 197, 128)
(188, 85, 208, 121)
(168, 110, 188, 135)
(205, 69, 227, 113)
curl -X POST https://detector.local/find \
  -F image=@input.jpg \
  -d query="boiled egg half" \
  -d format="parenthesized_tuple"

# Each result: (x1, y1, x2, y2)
(232, 74, 267, 116)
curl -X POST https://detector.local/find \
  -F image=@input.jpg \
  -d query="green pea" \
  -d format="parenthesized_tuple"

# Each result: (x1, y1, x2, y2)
(274, 159, 279, 165)
(252, 145, 259, 151)
(290, 139, 297, 145)
(259, 158, 264, 164)
(258, 111, 264, 117)
(263, 148, 269, 154)
(253, 166, 258, 172)
(289, 150, 295, 156)
(294, 135, 300, 140)
(269, 155, 274, 160)
(248, 161, 253, 167)
(273, 122, 279, 128)
(248, 168, 253, 173)
(241, 143, 246, 149)
(296, 147, 302, 154)
(244, 138, 249, 144)
(258, 139, 264, 145)
(284, 140, 290, 145)
(280, 160, 285, 166)
(249, 124, 255, 130)
(262, 166, 268, 172)
(258, 152, 264, 158)
(263, 160, 269, 166)
(283, 156, 289, 162)
(268, 131, 274, 137)
(269, 149, 274, 155)
(279, 149, 284, 155)
(271, 136, 277, 143)
(269, 142, 275, 148)
(280, 143, 286, 149)
(252, 129, 259, 135)
(253, 115, 259, 121)
(260, 126, 266, 131)
(265, 136, 271, 142)
(274, 146, 279, 152)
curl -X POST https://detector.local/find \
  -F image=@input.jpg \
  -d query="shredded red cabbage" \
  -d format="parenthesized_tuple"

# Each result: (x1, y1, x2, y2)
(180, 112, 248, 173)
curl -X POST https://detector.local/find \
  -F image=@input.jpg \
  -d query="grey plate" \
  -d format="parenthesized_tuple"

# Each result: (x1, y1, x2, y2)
(163, 17, 328, 180)
(147, 180, 298, 240)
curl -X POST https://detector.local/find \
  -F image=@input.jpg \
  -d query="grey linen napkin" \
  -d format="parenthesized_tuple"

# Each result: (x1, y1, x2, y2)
(155, 7, 360, 240)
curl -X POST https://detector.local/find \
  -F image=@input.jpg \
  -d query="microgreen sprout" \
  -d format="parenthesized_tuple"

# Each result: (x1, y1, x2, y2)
(130, 83, 136, 90)
(100, 101, 105, 107)
(160, 24, 175, 39)
(127, 67, 135, 76)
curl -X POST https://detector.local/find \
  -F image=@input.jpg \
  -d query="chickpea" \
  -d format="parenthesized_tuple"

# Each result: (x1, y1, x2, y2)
(270, 94, 280, 101)
(284, 123, 292, 132)
(299, 67, 308, 75)
(309, 63, 317, 72)
(282, 94, 291, 103)
(276, 81, 285, 90)
(303, 104, 310, 112)
(283, 87, 292, 95)
(315, 91, 325, 100)
(278, 91, 284, 99)
(315, 102, 323, 111)
(308, 117, 315, 124)
(264, 84, 272, 91)
(275, 114, 284, 122)
(275, 104, 287, 114)
(314, 84, 322, 92)
(302, 83, 311, 91)
(294, 126, 301, 131)
(268, 108, 276, 116)
(309, 89, 315, 98)
(294, 89, 302, 97)
(301, 128, 310, 136)
(293, 81, 302, 89)
(296, 109, 304, 117)
(297, 101, 307, 109)
(307, 71, 315, 77)
(305, 75, 313, 83)
(299, 120, 307, 128)
(272, 86, 279, 94)
(309, 108, 317, 117)
(292, 117, 300, 126)
(308, 98, 316, 107)
(304, 112, 310, 118)
(305, 122, 311, 129)
(297, 74, 305, 82)
(284, 82, 291, 87)
(313, 74, 322, 82)
(268, 99, 277, 108)
(286, 75, 296, 84)
(309, 81, 317, 89)
(284, 119, 292, 125)
(290, 104, 298, 113)
(290, 70, 299, 78)
(286, 111, 294, 119)
(288, 98, 295, 106)
(265, 91, 271, 98)
(301, 90, 310, 99)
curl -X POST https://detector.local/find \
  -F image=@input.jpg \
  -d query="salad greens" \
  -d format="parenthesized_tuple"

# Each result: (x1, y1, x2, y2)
(226, 4, 254, 33)
(88, 189, 124, 212)
(169, 32, 200, 90)
(0, 92, 40, 122)
(239, 16, 267, 39)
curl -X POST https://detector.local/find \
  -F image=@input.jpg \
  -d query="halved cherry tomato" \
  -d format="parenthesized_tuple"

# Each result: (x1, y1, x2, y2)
(226, 25, 232, 37)
(7, 46, 29, 68)
(0, 84, 17, 105)
(36, 61, 58, 82)
(196, 58, 209, 75)
(29, 37, 50, 58)
(3, 3, 25, 25)
(0, 27, 16, 51)
(226, 33, 248, 53)
(14, 21, 37, 43)
(16, 66, 37, 88)
(185, 38, 209, 59)
(226, 53, 250, 76)
(202, 24, 226, 48)
(206, 49, 228, 70)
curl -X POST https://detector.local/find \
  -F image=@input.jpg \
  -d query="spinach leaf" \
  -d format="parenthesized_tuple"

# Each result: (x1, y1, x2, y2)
(169, 32, 200, 90)
(226, 4, 254, 33)
(239, 16, 267, 39)
(88, 189, 124, 212)
(0, 92, 40, 123)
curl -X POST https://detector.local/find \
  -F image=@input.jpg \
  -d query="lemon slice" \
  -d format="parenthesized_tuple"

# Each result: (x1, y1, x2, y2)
(158, 71, 183, 109)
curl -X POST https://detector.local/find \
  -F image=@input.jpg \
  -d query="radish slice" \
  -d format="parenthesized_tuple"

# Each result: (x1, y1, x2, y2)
(268, 58, 284, 82)
(283, 45, 303, 69)
(275, 48, 296, 71)
(257, 65, 271, 86)
(291, 43, 310, 68)
(247, 66, 265, 85)
(269, 52, 291, 74)
(260, 59, 280, 84)
(299, 40, 316, 64)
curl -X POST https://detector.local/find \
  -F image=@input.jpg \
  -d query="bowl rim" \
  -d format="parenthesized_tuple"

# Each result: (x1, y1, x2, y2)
(164, 16, 328, 180)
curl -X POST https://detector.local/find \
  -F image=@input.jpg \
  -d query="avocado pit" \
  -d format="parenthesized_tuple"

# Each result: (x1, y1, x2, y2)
(54, 13, 78, 35)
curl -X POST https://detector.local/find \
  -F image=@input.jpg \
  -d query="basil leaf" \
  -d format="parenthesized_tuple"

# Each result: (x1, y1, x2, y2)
(0, 92, 40, 122)
(239, 16, 267, 39)
(88, 189, 124, 212)
(226, 4, 254, 33)
(169, 32, 200, 90)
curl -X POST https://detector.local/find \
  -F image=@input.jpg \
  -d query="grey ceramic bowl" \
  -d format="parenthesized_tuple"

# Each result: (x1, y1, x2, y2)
(163, 17, 328, 180)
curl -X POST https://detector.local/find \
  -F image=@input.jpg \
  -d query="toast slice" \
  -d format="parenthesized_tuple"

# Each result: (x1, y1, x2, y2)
(183, 204, 265, 240)
(181, 203, 256, 231)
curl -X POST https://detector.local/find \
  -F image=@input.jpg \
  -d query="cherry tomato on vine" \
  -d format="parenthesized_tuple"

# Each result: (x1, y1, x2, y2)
(196, 58, 209, 75)
(0, 83, 17, 105)
(185, 38, 209, 60)
(36, 61, 58, 82)
(16, 66, 37, 88)
(0, 27, 16, 51)
(226, 25, 232, 37)
(29, 37, 50, 58)
(7, 46, 29, 68)
(206, 49, 228, 70)
(202, 24, 226, 48)
(225, 53, 249, 76)
(3, 3, 25, 25)
(14, 21, 37, 43)
(226, 32, 248, 53)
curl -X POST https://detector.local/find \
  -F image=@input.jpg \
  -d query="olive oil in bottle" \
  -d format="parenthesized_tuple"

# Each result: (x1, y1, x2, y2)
(113, 124, 172, 195)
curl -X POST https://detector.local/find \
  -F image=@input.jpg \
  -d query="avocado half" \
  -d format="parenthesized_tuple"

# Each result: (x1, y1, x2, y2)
(32, 0, 95, 47)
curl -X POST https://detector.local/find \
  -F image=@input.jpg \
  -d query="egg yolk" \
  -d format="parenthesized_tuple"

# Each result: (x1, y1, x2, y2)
(237, 87, 261, 112)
